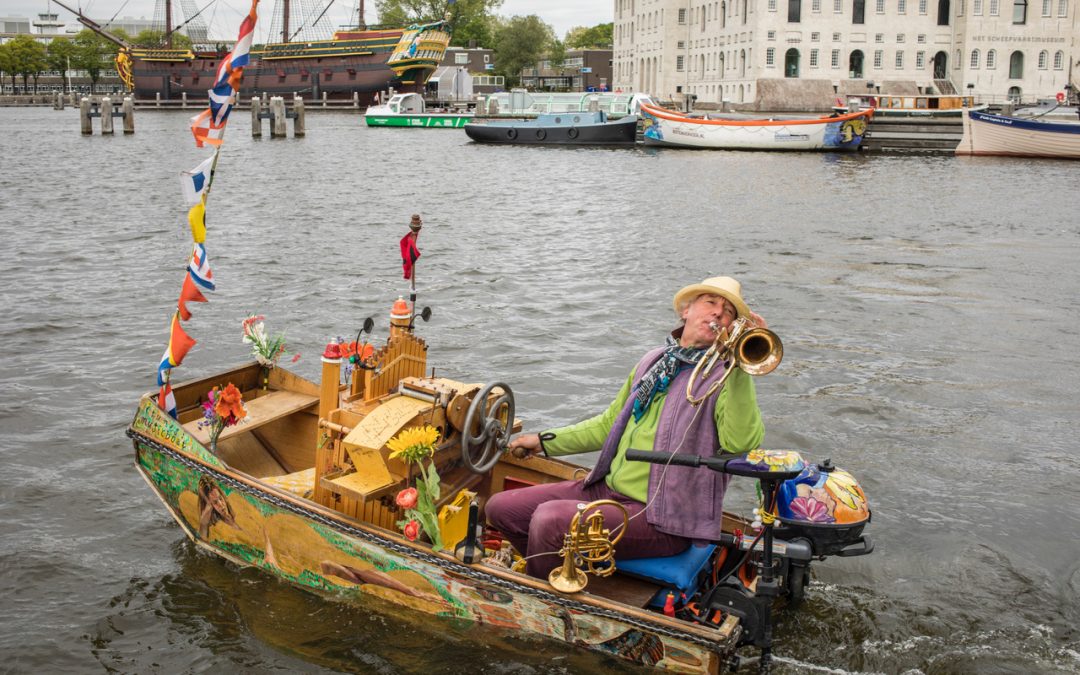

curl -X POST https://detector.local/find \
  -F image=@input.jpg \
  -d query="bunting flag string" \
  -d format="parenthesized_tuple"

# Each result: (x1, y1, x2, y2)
(157, 0, 260, 418)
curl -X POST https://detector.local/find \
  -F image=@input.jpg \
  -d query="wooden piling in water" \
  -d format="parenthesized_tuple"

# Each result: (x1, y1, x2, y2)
(122, 97, 135, 134)
(270, 96, 287, 137)
(181, 92, 188, 109)
(54, 92, 64, 110)
(353, 92, 359, 108)
(251, 97, 262, 137)
(293, 97, 305, 137)
(101, 97, 114, 134)
(80, 97, 92, 135)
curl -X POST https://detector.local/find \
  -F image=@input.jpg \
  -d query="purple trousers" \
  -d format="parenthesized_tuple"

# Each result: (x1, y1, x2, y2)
(484, 479, 690, 579)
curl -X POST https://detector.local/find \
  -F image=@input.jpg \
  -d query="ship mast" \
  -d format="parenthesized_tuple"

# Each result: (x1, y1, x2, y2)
(49, 0, 132, 48)
(283, 0, 290, 43)
(358, 0, 366, 30)
(165, 0, 174, 48)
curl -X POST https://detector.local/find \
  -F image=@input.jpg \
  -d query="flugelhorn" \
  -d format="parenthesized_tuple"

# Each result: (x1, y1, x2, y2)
(548, 500, 629, 593)
(686, 316, 783, 406)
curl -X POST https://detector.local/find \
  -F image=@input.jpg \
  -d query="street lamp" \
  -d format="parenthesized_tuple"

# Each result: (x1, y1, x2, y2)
(966, 82, 974, 106)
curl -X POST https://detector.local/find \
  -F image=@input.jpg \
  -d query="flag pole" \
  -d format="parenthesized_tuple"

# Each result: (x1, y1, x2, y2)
(408, 214, 422, 327)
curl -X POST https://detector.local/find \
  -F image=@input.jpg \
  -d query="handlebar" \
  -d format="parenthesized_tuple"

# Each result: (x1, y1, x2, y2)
(624, 449, 739, 472)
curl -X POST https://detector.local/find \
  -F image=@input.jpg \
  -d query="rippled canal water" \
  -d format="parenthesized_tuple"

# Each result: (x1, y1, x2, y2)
(2, 106, 1079, 674)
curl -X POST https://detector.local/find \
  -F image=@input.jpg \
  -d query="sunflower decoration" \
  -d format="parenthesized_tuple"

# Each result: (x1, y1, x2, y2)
(388, 425, 443, 550)
(387, 425, 440, 464)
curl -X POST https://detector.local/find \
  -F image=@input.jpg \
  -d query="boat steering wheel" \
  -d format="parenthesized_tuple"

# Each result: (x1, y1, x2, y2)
(461, 382, 515, 473)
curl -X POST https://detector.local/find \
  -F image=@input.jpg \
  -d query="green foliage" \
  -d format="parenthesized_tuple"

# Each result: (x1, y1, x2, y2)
(564, 22, 614, 49)
(547, 38, 566, 70)
(6, 35, 48, 92)
(375, 0, 501, 47)
(396, 462, 443, 550)
(46, 37, 77, 73)
(492, 14, 555, 88)
(72, 28, 125, 84)
(133, 29, 194, 49)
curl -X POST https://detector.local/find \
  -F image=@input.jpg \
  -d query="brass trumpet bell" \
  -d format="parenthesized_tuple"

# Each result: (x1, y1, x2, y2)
(548, 500, 629, 594)
(733, 327, 783, 376)
(686, 317, 784, 406)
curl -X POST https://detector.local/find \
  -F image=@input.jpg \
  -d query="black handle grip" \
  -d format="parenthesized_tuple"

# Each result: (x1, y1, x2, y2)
(835, 535, 874, 557)
(625, 449, 703, 468)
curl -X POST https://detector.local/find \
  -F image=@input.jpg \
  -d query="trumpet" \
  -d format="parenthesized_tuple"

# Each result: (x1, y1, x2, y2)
(548, 500, 629, 593)
(686, 316, 783, 406)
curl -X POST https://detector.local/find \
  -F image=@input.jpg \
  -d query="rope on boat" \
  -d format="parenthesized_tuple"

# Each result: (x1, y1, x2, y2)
(127, 429, 740, 652)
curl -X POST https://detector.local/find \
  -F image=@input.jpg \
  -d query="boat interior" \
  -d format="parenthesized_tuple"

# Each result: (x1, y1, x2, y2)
(163, 311, 748, 617)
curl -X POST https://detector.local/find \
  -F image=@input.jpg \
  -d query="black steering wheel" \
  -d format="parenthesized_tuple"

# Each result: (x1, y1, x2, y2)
(461, 382, 514, 474)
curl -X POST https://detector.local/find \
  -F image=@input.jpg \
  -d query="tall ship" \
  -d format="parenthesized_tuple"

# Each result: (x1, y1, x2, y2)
(52, 0, 452, 102)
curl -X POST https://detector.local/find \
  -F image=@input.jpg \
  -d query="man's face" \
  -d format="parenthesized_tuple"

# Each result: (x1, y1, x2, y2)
(680, 293, 737, 348)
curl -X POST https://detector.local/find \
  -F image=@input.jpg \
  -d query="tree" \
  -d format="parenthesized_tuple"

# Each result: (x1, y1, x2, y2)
(72, 28, 128, 88)
(7, 35, 48, 93)
(133, 29, 193, 50)
(47, 38, 77, 92)
(492, 15, 554, 88)
(0, 43, 15, 93)
(564, 23, 614, 49)
(375, 0, 502, 48)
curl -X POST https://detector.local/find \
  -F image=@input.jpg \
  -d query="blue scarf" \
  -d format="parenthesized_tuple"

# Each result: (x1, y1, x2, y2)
(632, 336, 708, 421)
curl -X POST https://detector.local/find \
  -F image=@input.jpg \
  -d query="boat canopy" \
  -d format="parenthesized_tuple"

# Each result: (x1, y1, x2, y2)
(428, 66, 474, 101)
(387, 93, 425, 114)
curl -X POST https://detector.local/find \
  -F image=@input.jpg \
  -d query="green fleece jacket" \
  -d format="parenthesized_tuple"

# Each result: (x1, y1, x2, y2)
(542, 365, 765, 503)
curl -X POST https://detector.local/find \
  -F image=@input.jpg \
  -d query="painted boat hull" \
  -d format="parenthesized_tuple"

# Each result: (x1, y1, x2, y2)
(640, 104, 872, 151)
(956, 109, 1080, 159)
(128, 394, 738, 673)
(465, 115, 639, 145)
(365, 114, 472, 128)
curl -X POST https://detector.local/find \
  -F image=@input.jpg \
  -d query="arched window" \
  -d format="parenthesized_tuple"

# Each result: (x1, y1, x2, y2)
(1041, 0, 1051, 14)
(1053, 51, 1063, 69)
(853, 0, 867, 21)
(986, 49, 997, 68)
(1007, 86, 1021, 102)
(1009, 50, 1023, 78)
(721, 1, 727, 26)
(849, 49, 865, 77)
(785, 48, 801, 76)
(989, 0, 999, 13)
(1012, 0, 1027, 23)
(938, 0, 951, 22)
(1037, 50, 1047, 69)
(970, 49, 980, 68)
(719, 52, 725, 78)
(1058, 0, 1067, 15)
(742, 0, 749, 23)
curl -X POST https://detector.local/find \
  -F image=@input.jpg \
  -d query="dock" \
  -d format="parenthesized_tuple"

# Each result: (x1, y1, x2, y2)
(860, 117, 962, 153)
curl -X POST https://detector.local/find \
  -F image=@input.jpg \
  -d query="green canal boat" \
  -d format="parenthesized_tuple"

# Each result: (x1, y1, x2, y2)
(364, 92, 472, 128)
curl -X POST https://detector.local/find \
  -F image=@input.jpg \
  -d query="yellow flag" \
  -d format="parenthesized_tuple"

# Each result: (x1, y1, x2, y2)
(188, 201, 206, 243)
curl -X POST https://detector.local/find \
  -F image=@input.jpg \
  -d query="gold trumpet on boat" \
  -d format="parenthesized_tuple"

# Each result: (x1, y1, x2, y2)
(549, 500, 629, 593)
(686, 317, 783, 406)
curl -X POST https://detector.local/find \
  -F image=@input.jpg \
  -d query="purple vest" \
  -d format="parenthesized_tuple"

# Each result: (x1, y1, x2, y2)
(583, 346, 732, 540)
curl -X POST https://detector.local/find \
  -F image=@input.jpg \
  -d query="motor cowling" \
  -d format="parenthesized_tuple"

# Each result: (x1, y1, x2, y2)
(775, 460, 872, 557)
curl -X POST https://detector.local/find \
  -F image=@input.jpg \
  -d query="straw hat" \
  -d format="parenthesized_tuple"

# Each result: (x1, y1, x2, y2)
(673, 276, 750, 318)
(409, 214, 423, 231)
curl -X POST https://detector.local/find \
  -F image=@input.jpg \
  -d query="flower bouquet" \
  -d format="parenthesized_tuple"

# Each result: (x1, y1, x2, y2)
(197, 383, 248, 453)
(388, 425, 443, 550)
(242, 314, 298, 368)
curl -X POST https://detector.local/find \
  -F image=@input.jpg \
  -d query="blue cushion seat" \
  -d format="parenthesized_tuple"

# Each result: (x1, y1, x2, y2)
(616, 544, 716, 606)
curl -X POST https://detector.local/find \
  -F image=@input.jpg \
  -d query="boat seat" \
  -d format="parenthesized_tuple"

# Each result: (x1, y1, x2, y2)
(182, 389, 318, 445)
(261, 467, 317, 500)
(616, 543, 716, 607)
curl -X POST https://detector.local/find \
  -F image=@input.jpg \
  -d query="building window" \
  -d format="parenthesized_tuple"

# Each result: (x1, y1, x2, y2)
(896, 50, 904, 68)
(677, 55, 685, 70)
(1012, 0, 1027, 21)
(877, 0, 886, 10)
(768, 30, 776, 39)
(973, 0, 982, 11)
(678, 40, 686, 48)
(916, 51, 925, 68)
(813, 0, 822, 9)
(810, 48, 820, 66)
(455, 52, 469, 64)
(789, 0, 802, 20)
(1009, 50, 1023, 78)
(831, 48, 841, 67)
(937, 0, 950, 21)
(1058, 0, 1067, 15)
(987, 49, 997, 68)
(876, 33, 884, 42)
(897, 33, 905, 42)
(678, 7, 687, 22)
(989, 0, 999, 13)
(919, 0, 928, 11)
(785, 48, 801, 76)
(834, 0, 844, 12)
(958, 0, 965, 14)
(918, 34, 927, 42)
(1037, 50, 1048, 68)
(1052, 50, 1063, 69)
(769, 0, 778, 9)
(853, 0, 866, 21)
(767, 47, 776, 65)
(898, 0, 907, 12)
(812, 31, 821, 40)
(874, 49, 884, 67)
(970, 48, 980, 68)
(833, 31, 842, 40)
(1008, 86, 1021, 101)
(1041, 0, 1051, 13)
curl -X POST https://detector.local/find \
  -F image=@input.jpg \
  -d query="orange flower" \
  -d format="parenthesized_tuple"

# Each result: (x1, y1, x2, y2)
(214, 382, 247, 422)
(403, 520, 420, 541)
(395, 487, 418, 510)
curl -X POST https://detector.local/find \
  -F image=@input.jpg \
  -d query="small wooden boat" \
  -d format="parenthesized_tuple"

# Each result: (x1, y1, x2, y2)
(639, 103, 873, 151)
(364, 92, 472, 128)
(956, 108, 1080, 159)
(834, 93, 986, 117)
(464, 111, 639, 145)
(129, 296, 874, 673)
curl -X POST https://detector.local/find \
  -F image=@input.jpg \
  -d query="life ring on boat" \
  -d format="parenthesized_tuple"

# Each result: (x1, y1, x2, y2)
(506, 128, 518, 140)
(1057, 91, 1067, 104)
(567, 127, 579, 139)
(535, 129, 547, 140)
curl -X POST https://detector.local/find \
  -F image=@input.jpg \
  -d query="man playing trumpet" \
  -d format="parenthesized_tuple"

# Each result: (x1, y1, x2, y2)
(485, 276, 769, 579)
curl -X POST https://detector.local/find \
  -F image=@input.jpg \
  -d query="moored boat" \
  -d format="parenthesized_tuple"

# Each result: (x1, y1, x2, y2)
(364, 92, 473, 128)
(956, 108, 1080, 159)
(639, 103, 873, 151)
(834, 93, 986, 117)
(464, 111, 639, 145)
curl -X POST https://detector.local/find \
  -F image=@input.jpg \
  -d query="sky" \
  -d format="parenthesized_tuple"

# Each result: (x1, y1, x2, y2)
(5, 0, 612, 42)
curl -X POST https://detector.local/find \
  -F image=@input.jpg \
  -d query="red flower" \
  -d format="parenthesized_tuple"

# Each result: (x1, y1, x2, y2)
(396, 487, 418, 510)
(403, 520, 420, 541)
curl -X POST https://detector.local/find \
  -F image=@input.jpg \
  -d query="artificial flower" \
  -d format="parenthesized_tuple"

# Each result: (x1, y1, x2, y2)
(396, 487, 418, 510)
(403, 520, 420, 541)
(214, 382, 247, 422)
(387, 425, 440, 464)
